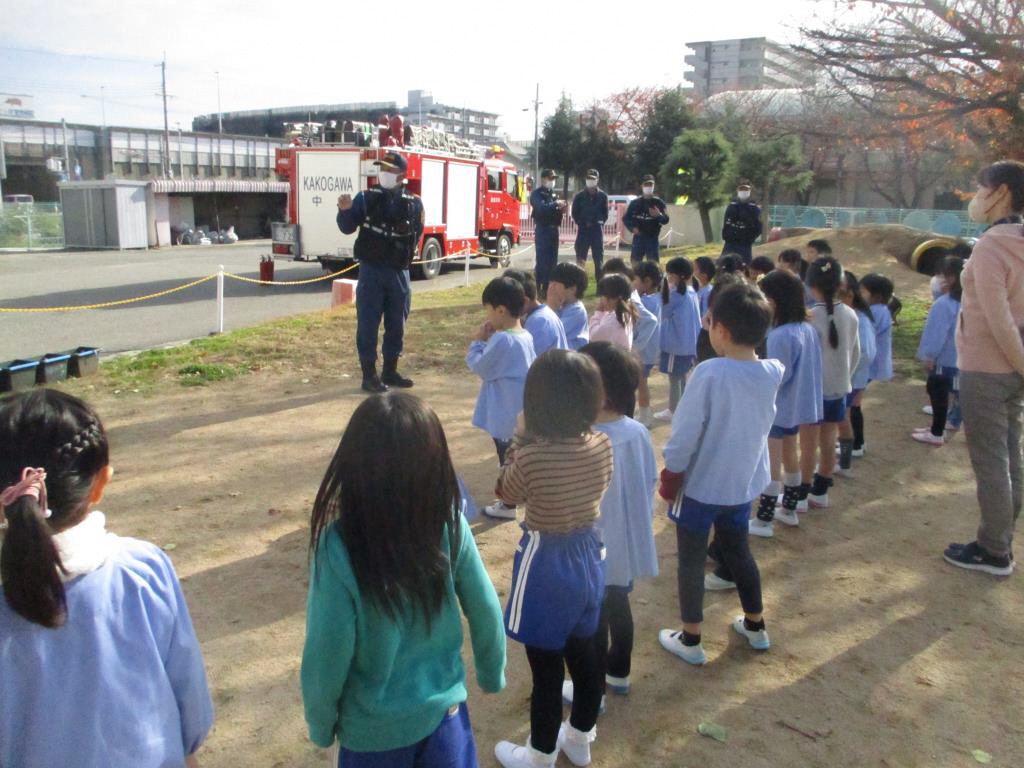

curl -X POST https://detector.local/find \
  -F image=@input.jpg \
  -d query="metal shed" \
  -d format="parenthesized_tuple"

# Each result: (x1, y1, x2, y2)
(58, 180, 149, 249)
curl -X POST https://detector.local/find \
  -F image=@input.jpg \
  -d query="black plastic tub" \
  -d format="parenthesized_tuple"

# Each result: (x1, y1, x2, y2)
(36, 353, 72, 384)
(68, 347, 100, 378)
(0, 359, 40, 393)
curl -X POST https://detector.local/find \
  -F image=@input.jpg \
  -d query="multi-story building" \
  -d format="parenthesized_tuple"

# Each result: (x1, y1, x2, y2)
(401, 90, 500, 145)
(684, 38, 810, 98)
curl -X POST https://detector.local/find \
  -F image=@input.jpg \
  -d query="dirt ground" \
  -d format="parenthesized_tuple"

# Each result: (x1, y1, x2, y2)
(66, 238, 1023, 768)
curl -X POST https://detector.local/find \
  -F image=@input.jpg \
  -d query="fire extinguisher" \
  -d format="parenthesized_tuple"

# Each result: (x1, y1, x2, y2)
(259, 255, 275, 283)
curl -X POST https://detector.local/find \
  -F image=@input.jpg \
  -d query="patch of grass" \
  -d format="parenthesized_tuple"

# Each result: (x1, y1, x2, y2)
(177, 363, 241, 386)
(661, 243, 722, 259)
(893, 294, 929, 377)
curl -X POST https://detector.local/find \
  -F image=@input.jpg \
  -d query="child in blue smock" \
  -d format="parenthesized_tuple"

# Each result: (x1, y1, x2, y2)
(657, 283, 783, 666)
(548, 262, 590, 351)
(656, 257, 702, 420)
(694, 256, 716, 317)
(857, 273, 895, 457)
(837, 271, 877, 470)
(576, 342, 658, 698)
(467, 276, 537, 520)
(302, 392, 506, 768)
(633, 260, 663, 427)
(913, 256, 965, 446)
(747, 269, 823, 540)
(0, 390, 213, 768)
(505, 269, 568, 356)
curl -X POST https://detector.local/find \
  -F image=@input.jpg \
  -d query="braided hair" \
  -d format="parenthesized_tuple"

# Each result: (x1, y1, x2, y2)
(0, 390, 110, 627)
(807, 256, 843, 349)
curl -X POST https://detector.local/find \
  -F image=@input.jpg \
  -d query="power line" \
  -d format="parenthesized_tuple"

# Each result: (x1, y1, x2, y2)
(0, 44, 155, 64)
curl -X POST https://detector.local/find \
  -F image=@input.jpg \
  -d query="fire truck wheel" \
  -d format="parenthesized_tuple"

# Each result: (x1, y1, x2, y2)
(491, 233, 512, 268)
(415, 238, 443, 280)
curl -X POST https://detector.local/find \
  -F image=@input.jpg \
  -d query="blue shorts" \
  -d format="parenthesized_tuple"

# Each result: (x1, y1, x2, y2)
(819, 397, 847, 424)
(338, 703, 476, 768)
(846, 389, 864, 408)
(660, 352, 695, 376)
(668, 496, 752, 534)
(768, 424, 800, 439)
(504, 525, 605, 650)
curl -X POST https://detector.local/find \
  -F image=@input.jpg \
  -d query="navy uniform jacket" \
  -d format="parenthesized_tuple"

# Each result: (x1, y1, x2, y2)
(571, 189, 609, 228)
(721, 199, 762, 245)
(530, 187, 564, 227)
(337, 187, 424, 243)
(624, 196, 670, 237)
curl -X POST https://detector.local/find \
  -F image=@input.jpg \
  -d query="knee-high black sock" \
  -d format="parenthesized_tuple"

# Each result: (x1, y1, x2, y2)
(850, 406, 864, 450)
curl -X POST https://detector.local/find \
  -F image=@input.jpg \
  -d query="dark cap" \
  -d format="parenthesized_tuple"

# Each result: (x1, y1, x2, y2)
(737, 181, 752, 190)
(641, 174, 655, 184)
(586, 169, 599, 179)
(374, 151, 407, 172)
(541, 168, 558, 179)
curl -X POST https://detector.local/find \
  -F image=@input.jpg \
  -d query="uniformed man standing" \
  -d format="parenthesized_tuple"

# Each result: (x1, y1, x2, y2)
(624, 174, 670, 264)
(530, 168, 566, 295)
(571, 168, 609, 280)
(337, 151, 424, 393)
(721, 181, 762, 263)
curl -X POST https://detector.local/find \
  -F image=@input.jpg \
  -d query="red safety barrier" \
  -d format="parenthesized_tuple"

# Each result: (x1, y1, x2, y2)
(520, 203, 626, 245)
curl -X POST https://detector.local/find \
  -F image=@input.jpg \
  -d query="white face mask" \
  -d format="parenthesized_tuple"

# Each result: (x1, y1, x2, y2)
(545, 179, 556, 190)
(642, 185, 654, 197)
(737, 190, 751, 201)
(378, 171, 399, 190)
(967, 186, 1002, 224)
(586, 179, 598, 189)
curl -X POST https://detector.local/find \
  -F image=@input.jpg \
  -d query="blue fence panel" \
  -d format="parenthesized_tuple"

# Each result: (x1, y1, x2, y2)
(768, 205, 984, 238)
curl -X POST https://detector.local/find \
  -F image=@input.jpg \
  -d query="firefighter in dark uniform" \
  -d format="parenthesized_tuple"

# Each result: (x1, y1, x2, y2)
(624, 174, 670, 264)
(721, 181, 762, 263)
(337, 151, 424, 393)
(530, 168, 566, 294)
(571, 168, 609, 280)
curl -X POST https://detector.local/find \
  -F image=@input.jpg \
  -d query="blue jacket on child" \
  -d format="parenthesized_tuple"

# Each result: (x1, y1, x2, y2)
(869, 303, 894, 382)
(638, 292, 662, 366)
(467, 330, 537, 440)
(659, 286, 702, 357)
(558, 301, 590, 351)
(767, 322, 824, 429)
(524, 304, 568, 356)
(917, 294, 960, 371)
(852, 310, 877, 391)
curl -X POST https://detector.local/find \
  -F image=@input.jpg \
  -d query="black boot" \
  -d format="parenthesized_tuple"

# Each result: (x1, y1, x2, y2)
(360, 358, 388, 394)
(381, 357, 413, 388)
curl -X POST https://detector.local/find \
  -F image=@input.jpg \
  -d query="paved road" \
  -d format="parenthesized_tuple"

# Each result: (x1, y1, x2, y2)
(0, 240, 585, 360)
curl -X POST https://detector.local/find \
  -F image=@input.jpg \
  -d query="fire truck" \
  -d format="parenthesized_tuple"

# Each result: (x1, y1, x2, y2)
(271, 118, 522, 279)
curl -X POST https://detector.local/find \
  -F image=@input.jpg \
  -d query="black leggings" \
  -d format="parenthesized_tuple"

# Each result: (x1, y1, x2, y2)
(494, 438, 512, 466)
(678, 524, 762, 624)
(525, 636, 603, 754)
(595, 586, 633, 681)
(850, 405, 865, 450)
(927, 373, 955, 436)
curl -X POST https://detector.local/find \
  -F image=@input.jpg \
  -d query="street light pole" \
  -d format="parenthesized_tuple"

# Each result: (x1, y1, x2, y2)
(215, 71, 223, 134)
(160, 53, 171, 178)
(533, 82, 539, 184)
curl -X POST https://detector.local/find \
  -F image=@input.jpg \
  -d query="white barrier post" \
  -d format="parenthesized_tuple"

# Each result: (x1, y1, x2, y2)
(216, 265, 225, 334)
(464, 249, 471, 287)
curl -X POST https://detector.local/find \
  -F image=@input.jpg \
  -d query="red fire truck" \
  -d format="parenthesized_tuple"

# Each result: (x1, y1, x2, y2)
(272, 126, 522, 279)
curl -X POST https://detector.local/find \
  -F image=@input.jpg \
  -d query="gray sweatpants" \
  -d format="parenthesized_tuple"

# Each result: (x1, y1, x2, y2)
(960, 371, 1024, 557)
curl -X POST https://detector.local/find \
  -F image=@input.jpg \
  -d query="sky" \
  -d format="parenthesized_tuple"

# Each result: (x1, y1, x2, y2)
(0, 0, 843, 139)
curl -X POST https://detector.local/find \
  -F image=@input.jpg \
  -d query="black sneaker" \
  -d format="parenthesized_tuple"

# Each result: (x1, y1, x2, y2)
(943, 541, 1013, 576)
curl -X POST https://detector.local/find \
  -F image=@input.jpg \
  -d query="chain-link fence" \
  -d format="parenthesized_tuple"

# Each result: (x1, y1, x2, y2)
(768, 205, 985, 239)
(0, 203, 65, 250)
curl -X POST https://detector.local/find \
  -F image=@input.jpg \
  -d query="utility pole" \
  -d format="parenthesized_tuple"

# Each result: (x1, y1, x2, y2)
(61, 118, 71, 181)
(160, 53, 171, 178)
(176, 122, 184, 179)
(0, 133, 6, 209)
(533, 83, 540, 186)
(215, 71, 223, 134)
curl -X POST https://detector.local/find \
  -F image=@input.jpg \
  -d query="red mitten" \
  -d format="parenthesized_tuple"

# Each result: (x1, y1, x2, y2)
(658, 468, 684, 502)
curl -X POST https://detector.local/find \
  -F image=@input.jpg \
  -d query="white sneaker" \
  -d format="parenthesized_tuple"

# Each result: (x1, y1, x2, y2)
(495, 740, 557, 768)
(653, 408, 674, 421)
(560, 681, 607, 713)
(807, 492, 829, 509)
(732, 615, 770, 650)
(834, 466, 855, 478)
(748, 518, 774, 538)
(658, 629, 707, 665)
(636, 406, 653, 427)
(922, 405, 934, 416)
(796, 497, 809, 512)
(482, 500, 517, 520)
(704, 572, 736, 590)
(851, 446, 865, 458)
(557, 721, 596, 767)
(605, 674, 630, 695)
(911, 431, 944, 446)
(775, 507, 799, 527)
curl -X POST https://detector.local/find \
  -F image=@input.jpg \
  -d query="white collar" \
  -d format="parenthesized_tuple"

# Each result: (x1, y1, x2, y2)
(52, 511, 118, 581)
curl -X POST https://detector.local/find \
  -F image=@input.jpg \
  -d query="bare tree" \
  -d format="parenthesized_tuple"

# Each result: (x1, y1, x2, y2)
(797, 0, 1024, 158)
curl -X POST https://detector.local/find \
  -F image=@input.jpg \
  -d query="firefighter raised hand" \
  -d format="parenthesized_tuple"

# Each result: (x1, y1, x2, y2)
(337, 194, 353, 211)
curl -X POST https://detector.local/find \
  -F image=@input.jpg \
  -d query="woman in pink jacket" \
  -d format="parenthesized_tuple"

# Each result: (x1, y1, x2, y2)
(945, 160, 1024, 577)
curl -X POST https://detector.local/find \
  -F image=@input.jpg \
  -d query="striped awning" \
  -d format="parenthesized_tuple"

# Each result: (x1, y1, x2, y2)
(148, 179, 289, 194)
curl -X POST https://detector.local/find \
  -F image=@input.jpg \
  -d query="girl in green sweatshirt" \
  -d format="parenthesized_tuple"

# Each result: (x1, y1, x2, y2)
(301, 391, 507, 767)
